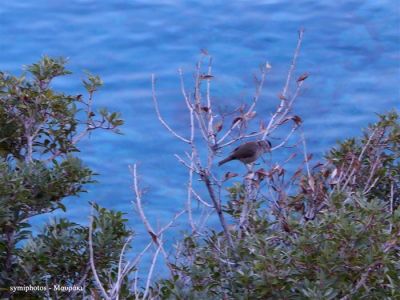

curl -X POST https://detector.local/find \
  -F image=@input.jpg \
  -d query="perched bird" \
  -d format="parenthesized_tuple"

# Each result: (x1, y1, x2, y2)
(218, 140, 271, 166)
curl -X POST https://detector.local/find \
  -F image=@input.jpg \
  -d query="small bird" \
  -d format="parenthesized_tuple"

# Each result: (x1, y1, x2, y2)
(218, 140, 271, 166)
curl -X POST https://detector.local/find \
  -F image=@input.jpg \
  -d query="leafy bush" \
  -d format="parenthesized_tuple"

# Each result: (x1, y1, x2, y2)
(152, 112, 400, 299)
(16, 203, 132, 299)
(0, 57, 126, 299)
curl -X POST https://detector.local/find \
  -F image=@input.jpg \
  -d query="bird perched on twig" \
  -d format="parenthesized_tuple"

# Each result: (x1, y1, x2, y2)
(218, 140, 271, 166)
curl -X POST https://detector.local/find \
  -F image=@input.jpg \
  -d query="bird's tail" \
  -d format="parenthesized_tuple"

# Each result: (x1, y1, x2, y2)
(218, 156, 232, 166)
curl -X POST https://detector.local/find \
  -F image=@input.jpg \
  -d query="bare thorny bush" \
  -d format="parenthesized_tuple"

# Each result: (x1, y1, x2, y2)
(95, 29, 398, 298)
(103, 29, 310, 296)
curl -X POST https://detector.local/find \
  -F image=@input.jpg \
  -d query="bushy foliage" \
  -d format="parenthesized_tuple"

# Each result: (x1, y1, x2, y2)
(152, 112, 400, 299)
(16, 203, 132, 299)
(0, 57, 126, 299)
(328, 111, 399, 206)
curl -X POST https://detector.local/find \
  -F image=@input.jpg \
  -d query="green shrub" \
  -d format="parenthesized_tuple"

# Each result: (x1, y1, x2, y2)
(0, 57, 126, 299)
(152, 112, 400, 300)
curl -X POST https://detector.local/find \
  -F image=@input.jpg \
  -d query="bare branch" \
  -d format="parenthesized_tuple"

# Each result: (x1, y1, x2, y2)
(262, 29, 305, 141)
(130, 164, 158, 240)
(187, 154, 197, 232)
(88, 208, 110, 300)
(205, 57, 217, 150)
(283, 28, 305, 100)
(143, 243, 162, 300)
(193, 61, 212, 143)
(191, 187, 213, 208)
(248, 62, 271, 114)
(301, 132, 311, 179)
(271, 125, 298, 151)
(132, 241, 153, 268)
(217, 118, 244, 145)
(110, 235, 134, 298)
(201, 170, 234, 248)
(174, 154, 196, 171)
(130, 164, 185, 277)
(151, 74, 190, 143)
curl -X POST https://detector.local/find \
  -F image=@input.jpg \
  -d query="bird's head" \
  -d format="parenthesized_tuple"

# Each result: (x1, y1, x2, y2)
(257, 140, 272, 153)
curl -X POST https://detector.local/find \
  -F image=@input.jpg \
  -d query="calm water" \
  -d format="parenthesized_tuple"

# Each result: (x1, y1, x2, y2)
(1, 0, 399, 274)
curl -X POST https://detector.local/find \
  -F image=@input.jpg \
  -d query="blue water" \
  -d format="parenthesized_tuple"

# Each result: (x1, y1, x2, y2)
(1, 0, 399, 277)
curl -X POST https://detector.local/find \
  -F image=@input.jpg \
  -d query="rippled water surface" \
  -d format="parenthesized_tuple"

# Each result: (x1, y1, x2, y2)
(1, 0, 399, 266)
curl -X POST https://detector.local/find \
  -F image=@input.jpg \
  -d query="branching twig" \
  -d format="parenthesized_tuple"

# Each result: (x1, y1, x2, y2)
(143, 243, 162, 300)
(130, 164, 185, 276)
(89, 208, 110, 300)
(151, 74, 190, 143)
(262, 29, 305, 141)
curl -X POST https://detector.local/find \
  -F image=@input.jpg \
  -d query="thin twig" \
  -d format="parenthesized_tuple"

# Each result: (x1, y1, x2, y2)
(262, 29, 305, 141)
(130, 164, 157, 241)
(151, 74, 190, 143)
(271, 125, 298, 151)
(89, 207, 110, 300)
(130, 164, 184, 277)
(248, 62, 270, 113)
(301, 131, 311, 179)
(110, 235, 134, 298)
(174, 154, 196, 170)
(191, 188, 213, 208)
(143, 243, 162, 300)
(283, 29, 304, 99)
